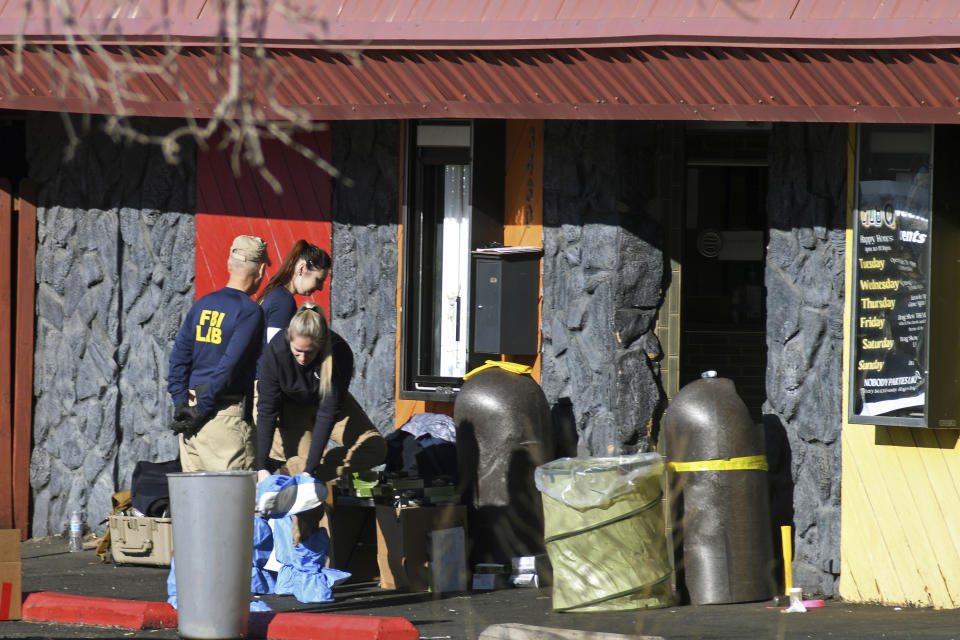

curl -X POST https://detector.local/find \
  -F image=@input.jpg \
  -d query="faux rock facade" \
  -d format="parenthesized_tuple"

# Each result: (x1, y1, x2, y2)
(330, 121, 399, 434)
(765, 123, 847, 596)
(541, 121, 666, 456)
(28, 114, 196, 537)
(541, 120, 845, 597)
(20, 113, 844, 601)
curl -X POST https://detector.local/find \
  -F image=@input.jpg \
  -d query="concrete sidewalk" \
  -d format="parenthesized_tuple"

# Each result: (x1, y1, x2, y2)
(4, 535, 960, 640)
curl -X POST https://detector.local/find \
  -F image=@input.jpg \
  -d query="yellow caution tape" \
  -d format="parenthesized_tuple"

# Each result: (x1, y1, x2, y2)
(463, 360, 533, 380)
(668, 455, 768, 473)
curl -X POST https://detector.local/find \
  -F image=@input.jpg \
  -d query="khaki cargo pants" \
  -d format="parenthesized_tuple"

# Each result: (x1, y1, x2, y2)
(262, 391, 386, 544)
(269, 391, 386, 482)
(179, 396, 256, 472)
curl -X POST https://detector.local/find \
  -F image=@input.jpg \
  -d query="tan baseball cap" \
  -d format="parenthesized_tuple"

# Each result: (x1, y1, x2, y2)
(230, 235, 270, 265)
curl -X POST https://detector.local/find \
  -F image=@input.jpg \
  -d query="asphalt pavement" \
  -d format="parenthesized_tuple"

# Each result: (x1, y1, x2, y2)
(4, 535, 960, 640)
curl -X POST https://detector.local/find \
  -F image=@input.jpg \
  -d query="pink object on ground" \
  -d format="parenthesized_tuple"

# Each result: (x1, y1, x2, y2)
(767, 599, 827, 611)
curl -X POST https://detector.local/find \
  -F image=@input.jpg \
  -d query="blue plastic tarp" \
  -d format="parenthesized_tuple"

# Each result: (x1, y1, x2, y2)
(166, 473, 350, 609)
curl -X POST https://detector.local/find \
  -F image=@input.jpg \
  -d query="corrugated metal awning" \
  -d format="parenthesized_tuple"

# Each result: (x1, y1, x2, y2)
(4, 0, 960, 50)
(3, 45, 960, 123)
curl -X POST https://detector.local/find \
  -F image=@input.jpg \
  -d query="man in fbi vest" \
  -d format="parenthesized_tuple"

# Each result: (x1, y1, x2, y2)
(167, 235, 270, 471)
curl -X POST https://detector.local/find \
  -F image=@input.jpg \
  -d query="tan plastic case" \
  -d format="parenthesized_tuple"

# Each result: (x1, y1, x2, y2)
(108, 516, 173, 566)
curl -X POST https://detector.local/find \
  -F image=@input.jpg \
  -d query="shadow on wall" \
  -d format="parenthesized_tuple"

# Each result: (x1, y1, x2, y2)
(550, 397, 579, 459)
(27, 112, 198, 537)
(541, 120, 671, 458)
(550, 391, 669, 458)
(763, 412, 795, 596)
(874, 426, 959, 449)
(28, 113, 196, 212)
(764, 122, 847, 596)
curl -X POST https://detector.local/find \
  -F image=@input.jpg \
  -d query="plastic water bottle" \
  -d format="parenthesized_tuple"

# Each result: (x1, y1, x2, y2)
(68, 510, 83, 553)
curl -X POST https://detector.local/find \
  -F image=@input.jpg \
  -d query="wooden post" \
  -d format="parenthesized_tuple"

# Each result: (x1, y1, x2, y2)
(0, 179, 12, 529)
(14, 179, 37, 538)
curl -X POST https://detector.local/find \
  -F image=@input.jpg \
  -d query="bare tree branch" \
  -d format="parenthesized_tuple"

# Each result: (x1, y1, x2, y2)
(11, 0, 359, 193)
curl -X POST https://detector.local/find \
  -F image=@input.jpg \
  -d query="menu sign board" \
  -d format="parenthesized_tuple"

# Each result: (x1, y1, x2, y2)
(850, 125, 932, 424)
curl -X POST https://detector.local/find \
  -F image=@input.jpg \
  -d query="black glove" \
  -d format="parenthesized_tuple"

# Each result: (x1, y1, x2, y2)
(174, 403, 198, 422)
(170, 403, 202, 436)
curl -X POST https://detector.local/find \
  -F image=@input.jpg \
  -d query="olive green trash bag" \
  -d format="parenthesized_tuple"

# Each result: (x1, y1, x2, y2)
(534, 454, 674, 612)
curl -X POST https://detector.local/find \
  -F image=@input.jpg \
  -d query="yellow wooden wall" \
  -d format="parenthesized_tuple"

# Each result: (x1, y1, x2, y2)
(394, 120, 544, 429)
(840, 124, 960, 608)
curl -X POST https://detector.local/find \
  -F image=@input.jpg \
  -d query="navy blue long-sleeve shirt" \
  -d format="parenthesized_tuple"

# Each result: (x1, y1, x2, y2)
(261, 287, 298, 345)
(168, 287, 265, 418)
(257, 286, 297, 377)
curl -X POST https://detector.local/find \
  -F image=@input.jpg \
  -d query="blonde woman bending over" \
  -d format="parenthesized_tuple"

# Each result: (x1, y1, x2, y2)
(255, 302, 386, 484)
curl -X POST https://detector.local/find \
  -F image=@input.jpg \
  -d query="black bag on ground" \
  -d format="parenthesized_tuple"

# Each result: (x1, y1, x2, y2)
(131, 458, 181, 517)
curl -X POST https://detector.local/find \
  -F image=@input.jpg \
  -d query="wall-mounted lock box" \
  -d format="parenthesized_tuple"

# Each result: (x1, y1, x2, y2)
(471, 249, 541, 356)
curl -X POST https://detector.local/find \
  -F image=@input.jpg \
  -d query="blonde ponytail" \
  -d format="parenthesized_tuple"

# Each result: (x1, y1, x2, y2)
(287, 301, 334, 399)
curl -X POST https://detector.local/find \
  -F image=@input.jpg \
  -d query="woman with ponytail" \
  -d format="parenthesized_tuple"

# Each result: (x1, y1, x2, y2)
(255, 301, 386, 486)
(257, 239, 332, 346)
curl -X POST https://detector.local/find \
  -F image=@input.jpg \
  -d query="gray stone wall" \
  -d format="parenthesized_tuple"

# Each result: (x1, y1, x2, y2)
(27, 114, 196, 537)
(765, 123, 847, 596)
(541, 121, 666, 456)
(330, 121, 400, 434)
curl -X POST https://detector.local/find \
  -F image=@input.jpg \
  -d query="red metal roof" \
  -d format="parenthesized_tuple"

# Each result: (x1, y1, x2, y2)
(2, 0, 960, 49)
(3, 44, 960, 123)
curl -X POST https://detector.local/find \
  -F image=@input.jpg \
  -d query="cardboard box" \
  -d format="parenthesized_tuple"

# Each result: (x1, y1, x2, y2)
(108, 516, 173, 566)
(0, 529, 22, 620)
(375, 504, 468, 592)
(472, 563, 507, 591)
(429, 527, 467, 592)
(509, 553, 552, 587)
(326, 503, 380, 583)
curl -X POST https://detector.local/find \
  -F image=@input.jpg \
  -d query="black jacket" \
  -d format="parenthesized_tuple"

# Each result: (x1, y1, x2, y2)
(256, 330, 353, 472)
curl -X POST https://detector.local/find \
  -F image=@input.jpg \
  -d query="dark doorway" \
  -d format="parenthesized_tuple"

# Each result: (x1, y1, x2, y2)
(680, 125, 769, 422)
(0, 116, 27, 185)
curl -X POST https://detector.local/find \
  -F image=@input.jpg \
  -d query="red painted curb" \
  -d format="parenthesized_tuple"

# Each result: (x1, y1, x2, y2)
(251, 611, 419, 640)
(21, 593, 419, 640)
(22, 592, 177, 629)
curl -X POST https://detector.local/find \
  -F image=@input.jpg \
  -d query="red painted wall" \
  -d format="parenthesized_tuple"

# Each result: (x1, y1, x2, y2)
(195, 131, 333, 312)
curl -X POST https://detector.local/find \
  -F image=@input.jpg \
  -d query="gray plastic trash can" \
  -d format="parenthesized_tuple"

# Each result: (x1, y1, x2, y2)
(167, 471, 256, 639)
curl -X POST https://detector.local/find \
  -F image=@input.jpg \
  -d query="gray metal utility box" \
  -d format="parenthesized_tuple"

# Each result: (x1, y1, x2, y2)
(471, 250, 541, 356)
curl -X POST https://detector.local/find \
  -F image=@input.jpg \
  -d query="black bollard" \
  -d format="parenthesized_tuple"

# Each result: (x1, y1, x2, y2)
(663, 375, 776, 605)
(454, 366, 555, 565)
